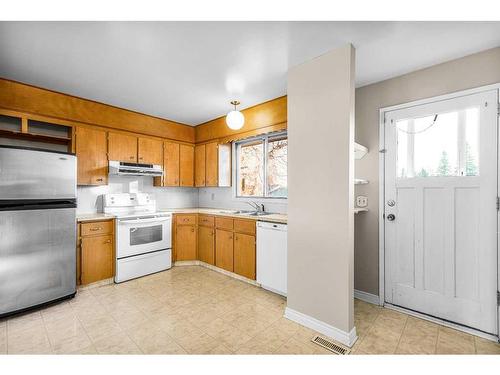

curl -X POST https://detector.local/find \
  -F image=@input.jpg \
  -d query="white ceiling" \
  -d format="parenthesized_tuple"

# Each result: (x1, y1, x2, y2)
(1, 21, 500, 125)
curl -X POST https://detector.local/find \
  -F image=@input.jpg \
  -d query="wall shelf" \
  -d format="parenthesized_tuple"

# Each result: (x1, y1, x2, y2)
(354, 178, 369, 185)
(354, 142, 368, 159)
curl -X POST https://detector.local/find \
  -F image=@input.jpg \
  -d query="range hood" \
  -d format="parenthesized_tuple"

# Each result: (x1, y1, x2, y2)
(109, 161, 163, 177)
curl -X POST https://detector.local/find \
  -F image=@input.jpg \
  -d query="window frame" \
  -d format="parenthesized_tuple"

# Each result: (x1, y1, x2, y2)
(233, 131, 288, 200)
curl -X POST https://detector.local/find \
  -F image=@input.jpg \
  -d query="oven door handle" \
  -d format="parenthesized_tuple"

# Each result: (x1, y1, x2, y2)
(118, 217, 171, 225)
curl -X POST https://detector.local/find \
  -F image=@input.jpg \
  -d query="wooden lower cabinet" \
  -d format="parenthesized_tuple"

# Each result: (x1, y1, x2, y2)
(215, 229, 234, 272)
(176, 224, 197, 260)
(234, 233, 256, 280)
(78, 219, 115, 285)
(198, 225, 215, 265)
(172, 213, 257, 280)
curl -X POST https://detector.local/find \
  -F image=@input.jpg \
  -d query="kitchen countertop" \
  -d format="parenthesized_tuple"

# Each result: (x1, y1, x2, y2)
(160, 208, 288, 224)
(76, 208, 288, 224)
(76, 213, 117, 223)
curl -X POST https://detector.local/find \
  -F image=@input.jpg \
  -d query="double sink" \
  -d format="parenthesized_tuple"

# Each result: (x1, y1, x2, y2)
(217, 209, 272, 217)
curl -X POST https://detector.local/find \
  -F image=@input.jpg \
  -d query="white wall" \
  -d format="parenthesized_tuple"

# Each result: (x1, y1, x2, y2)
(77, 175, 199, 213)
(286, 44, 356, 345)
(354, 46, 500, 296)
(77, 177, 286, 214)
(198, 187, 287, 214)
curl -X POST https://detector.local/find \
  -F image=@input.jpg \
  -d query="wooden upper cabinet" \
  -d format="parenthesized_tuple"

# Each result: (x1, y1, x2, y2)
(163, 141, 180, 186)
(194, 144, 206, 187)
(75, 126, 108, 185)
(138, 137, 163, 165)
(176, 224, 197, 261)
(179, 144, 194, 187)
(215, 229, 234, 272)
(205, 142, 218, 186)
(234, 233, 256, 280)
(108, 132, 138, 162)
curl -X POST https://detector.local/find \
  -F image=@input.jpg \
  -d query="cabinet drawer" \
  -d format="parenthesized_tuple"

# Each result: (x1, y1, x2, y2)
(81, 220, 113, 236)
(234, 219, 256, 235)
(198, 214, 214, 227)
(215, 216, 233, 231)
(176, 214, 197, 226)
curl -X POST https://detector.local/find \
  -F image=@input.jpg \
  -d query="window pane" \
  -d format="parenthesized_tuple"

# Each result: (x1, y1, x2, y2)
(465, 107, 479, 176)
(237, 140, 264, 196)
(397, 111, 460, 178)
(267, 137, 287, 197)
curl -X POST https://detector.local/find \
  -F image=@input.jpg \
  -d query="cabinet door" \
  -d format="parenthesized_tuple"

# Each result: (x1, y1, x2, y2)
(205, 142, 218, 186)
(81, 234, 114, 284)
(176, 225, 197, 260)
(234, 233, 256, 280)
(198, 225, 215, 265)
(163, 141, 180, 186)
(138, 138, 163, 165)
(194, 144, 206, 187)
(215, 229, 233, 272)
(108, 132, 138, 162)
(179, 144, 194, 187)
(76, 127, 108, 185)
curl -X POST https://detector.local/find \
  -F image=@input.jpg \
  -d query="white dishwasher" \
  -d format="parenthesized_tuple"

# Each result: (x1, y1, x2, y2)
(256, 221, 287, 296)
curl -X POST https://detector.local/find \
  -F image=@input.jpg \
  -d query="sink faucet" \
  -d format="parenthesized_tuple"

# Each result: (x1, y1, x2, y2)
(245, 201, 265, 212)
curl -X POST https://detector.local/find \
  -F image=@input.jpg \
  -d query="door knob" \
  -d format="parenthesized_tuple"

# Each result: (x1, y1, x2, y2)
(387, 214, 396, 221)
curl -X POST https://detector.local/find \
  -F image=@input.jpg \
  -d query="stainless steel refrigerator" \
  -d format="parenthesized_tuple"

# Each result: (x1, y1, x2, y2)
(0, 145, 77, 317)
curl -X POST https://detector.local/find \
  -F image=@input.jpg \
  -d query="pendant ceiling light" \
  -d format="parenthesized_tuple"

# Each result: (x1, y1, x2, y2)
(226, 100, 245, 130)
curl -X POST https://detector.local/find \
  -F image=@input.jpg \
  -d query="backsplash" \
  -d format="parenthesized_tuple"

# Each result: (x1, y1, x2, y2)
(198, 187, 287, 214)
(77, 175, 199, 213)
(78, 178, 286, 214)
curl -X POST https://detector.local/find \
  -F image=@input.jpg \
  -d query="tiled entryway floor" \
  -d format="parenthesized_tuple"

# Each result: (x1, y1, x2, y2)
(1, 265, 499, 354)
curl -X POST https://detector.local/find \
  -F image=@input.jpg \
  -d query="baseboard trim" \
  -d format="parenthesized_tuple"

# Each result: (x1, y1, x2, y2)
(173, 260, 260, 287)
(77, 277, 113, 291)
(284, 307, 358, 347)
(354, 289, 380, 305)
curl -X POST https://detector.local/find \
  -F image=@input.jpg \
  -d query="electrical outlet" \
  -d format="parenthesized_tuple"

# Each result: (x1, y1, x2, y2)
(356, 195, 368, 208)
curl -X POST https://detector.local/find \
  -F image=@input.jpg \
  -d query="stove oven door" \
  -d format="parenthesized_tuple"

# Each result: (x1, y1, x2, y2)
(116, 216, 171, 258)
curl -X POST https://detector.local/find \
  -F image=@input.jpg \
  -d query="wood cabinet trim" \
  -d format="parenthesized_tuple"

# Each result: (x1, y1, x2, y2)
(0, 78, 195, 143)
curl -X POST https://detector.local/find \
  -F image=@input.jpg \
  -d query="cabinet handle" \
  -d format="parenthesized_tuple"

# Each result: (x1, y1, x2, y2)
(139, 157, 143, 160)
(96, 178, 103, 182)
(191, 228, 194, 232)
(104, 239, 111, 244)
(130, 156, 134, 159)
(90, 227, 102, 231)
(229, 236, 233, 240)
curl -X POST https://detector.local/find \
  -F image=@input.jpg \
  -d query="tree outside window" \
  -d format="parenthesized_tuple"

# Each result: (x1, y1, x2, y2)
(236, 132, 287, 198)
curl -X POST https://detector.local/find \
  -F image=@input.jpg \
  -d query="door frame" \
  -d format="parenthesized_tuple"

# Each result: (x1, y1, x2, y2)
(378, 83, 500, 338)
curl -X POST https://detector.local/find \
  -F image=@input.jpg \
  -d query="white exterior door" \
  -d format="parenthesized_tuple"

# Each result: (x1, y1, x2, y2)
(384, 90, 498, 334)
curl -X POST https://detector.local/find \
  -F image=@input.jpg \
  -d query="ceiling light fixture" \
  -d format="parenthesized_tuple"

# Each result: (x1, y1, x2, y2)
(226, 100, 245, 130)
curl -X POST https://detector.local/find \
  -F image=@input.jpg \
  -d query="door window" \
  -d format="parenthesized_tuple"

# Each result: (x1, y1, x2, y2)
(396, 106, 480, 178)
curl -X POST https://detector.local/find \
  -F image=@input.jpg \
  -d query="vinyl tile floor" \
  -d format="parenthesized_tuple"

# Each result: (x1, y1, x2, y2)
(1, 265, 499, 355)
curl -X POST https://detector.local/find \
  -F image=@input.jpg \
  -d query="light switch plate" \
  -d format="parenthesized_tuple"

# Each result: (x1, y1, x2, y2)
(356, 195, 368, 208)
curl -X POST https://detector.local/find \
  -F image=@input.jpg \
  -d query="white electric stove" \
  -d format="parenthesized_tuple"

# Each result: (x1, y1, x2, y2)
(101, 193, 172, 283)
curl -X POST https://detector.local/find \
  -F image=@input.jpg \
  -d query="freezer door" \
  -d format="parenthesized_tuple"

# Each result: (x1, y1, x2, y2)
(0, 146, 76, 200)
(0, 207, 76, 316)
